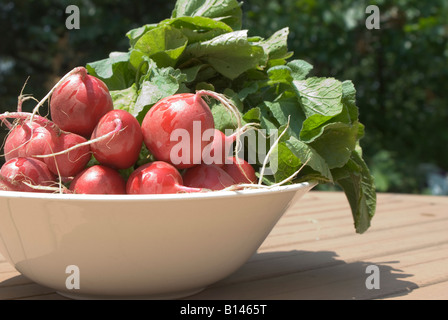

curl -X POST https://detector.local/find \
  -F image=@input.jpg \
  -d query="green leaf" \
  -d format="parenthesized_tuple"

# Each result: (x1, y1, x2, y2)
(269, 142, 302, 183)
(299, 79, 360, 143)
(341, 80, 359, 122)
(126, 24, 158, 48)
(267, 65, 293, 86)
(130, 25, 188, 69)
(135, 144, 154, 167)
(332, 149, 377, 234)
(235, 81, 259, 101)
(300, 113, 335, 142)
(255, 102, 281, 131)
(308, 121, 360, 169)
(285, 136, 332, 180)
(181, 64, 204, 83)
(171, 0, 242, 30)
(209, 88, 245, 131)
(86, 52, 135, 91)
(259, 27, 293, 61)
(264, 95, 305, 139)
(211, 101, 237, 131)
(243, 107, 261, 123)
(287, 59, 313, 81)
(131, 61, 188, 121)
(110, 83, 138, 112)
(293, 77, 343, 117)
(180, 30, 265, 80)
(160, 16, 233, 43)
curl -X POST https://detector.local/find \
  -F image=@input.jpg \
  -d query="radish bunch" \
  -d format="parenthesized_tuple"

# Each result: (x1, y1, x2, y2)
(0, 68, 257, 195)
(136, 90, 257, 193)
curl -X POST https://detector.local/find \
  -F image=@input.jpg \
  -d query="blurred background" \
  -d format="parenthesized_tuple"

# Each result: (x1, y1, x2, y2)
(1, 0, 447, 195)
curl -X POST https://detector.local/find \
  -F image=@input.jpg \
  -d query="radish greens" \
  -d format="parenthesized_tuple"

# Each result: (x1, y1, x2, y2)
(86, 0, 376, 233)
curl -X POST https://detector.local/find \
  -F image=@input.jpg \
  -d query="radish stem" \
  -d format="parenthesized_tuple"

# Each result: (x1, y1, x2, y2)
(0, 111, 59, 132)
(258, 116, 290, 185)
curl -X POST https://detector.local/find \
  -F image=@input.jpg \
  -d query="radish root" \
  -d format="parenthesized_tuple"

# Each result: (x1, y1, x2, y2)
(22, 181, 71, 194)
(258, 116, 290, 185)
(222, 116, 310, 192)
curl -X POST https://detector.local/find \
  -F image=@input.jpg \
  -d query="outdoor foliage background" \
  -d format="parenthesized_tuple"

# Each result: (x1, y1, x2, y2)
(1, 0, 447, 195)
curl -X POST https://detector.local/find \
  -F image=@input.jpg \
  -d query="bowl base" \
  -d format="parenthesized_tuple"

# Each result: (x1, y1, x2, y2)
(57, 287, 205, 300)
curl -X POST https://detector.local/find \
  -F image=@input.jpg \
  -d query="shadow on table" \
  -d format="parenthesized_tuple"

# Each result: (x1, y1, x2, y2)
(188, 250, 418, 300)
(2, 250, 417, 300)
(0, 273, 61, 299)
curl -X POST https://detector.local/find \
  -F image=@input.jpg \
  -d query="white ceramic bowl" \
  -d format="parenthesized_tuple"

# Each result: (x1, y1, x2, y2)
(0, 182, 316, 299)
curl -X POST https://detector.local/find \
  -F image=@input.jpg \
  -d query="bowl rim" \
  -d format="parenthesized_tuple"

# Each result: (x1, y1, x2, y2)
(0, 181, 317, 202)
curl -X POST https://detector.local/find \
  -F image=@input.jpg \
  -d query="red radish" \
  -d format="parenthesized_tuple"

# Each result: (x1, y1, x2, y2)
(201, 129, 234, 167)
(182, 164, 236, 191)
(141, 93, 215, 169)
(90, 110, 143, 170)
(202, 121, 259, 167)
(49, 67, 113, 138)
(43, 132, 91, 178)
(4, 120, 56, 161)
(1, 112, 91, 178)
(126, 161, 202, 194)
(69, 165, 126, 194)
(141, 91, 242, 170)
(222, 156, 257, 184)
(0, 157, 57, 193)
(23, 124, 58, 161)
(0, 175, 21, 191)
(2, 113, 60, 161)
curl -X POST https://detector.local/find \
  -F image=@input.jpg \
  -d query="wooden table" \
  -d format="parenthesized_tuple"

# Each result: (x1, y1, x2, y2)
(1, 191, 447, 300)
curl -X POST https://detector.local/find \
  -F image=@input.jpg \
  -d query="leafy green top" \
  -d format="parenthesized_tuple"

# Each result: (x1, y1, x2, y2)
(86, 0, 376, 233)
